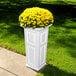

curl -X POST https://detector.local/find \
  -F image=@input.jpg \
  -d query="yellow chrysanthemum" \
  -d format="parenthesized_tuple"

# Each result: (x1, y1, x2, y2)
(24, 24, 26, 27)
(39, 24, 44, 27)
(52, 19, 54, 24)
(24, 18, 27, 21)
(19, 7, 54, 28)
(37, 22, 40, 25)
(33, 26, 36, 28)
(20, 23, 24, 25)
(36, 18, 40, 21)
(33, 21, 36, 25)
(41, 18, 45, 21)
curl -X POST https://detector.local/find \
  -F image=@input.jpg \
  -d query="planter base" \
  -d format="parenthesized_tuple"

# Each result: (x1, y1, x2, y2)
(26, 63, 46, 71)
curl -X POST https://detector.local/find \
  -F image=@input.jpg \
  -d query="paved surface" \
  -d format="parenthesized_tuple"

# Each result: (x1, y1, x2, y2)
(0, 47, 37, 76)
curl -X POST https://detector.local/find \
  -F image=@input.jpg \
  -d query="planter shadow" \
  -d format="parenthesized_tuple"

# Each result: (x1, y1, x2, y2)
(37, 64, 76, 76)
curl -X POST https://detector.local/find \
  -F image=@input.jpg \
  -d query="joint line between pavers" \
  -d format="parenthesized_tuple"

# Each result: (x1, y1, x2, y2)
(0, 67, 18, 76)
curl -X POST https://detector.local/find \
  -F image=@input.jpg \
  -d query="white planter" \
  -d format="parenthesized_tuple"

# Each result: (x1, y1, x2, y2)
(20, 24, 52, 71)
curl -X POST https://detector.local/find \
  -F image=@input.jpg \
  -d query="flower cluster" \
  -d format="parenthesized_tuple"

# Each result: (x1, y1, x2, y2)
(19, 7, 54, 28)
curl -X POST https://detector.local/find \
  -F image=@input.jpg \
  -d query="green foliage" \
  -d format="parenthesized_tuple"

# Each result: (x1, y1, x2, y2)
(0, 0, 76, 6)
(0, 0, 40, 6)
(40, 0, 76, 5)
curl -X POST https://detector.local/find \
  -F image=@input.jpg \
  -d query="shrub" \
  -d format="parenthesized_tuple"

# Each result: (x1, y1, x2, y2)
(19, 7, 54, 28)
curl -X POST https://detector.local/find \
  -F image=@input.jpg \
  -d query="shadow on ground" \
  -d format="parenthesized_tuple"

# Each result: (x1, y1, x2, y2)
(55, 35, 76, 58)
(37, 64, 76, 76)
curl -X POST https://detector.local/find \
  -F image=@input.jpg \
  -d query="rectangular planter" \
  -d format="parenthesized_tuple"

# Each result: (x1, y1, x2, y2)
(20, 24, 52, 71)
(24, 27, 49, 71)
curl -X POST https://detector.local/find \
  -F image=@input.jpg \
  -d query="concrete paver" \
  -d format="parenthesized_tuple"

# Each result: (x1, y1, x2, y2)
(0, 47, 37, 76)
(0, 68, 15, 76)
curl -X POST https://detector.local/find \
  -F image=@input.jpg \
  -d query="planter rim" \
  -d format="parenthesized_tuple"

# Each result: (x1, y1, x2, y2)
(20, 24, 52, 31)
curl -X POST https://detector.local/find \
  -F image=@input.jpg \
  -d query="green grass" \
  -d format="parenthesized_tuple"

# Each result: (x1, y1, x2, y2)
(0, 0, 76, 6)
(0, 5, 76, 76)
(40, 0, 76, 5)
(0, 8, 25, 54)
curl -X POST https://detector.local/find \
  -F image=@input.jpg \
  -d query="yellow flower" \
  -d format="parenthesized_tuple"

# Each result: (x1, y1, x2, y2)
(24, 20, 27, 23)
(33, 21, 36, 25)
(24, 24, 26, 27)
(29, 21, 31, 24)
(20, 19, 24, 22)
(46, 20, 49, 23)
(45, 23, 48, 26)
(27, 22, 29, 25)
(44, 21, 47, 24)
(33, 26, 36, 28)
(45, 17, 49, 19)
(41, 18, 45, 21)
(37, 22, 40, 25)
(36, 18, 40, 21)
(39, 24, 44, 27)
(52, 19, 54, 23)
(24, 18, 27, 21)
(27, 21, 31, 25)
(37, 21, 42, 25)
(32, 17, 35, 20)
(20, 23, 24, 25)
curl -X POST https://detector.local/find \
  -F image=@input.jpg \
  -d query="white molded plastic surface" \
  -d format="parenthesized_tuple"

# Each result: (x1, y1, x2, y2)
(23, 25, 52, 71)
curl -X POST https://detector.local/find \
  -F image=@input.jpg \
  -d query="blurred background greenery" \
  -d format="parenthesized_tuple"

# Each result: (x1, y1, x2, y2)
(0, 0, 76, 7)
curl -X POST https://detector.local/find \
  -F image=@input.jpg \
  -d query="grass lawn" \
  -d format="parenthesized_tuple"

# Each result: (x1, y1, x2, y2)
(0, 7, 25, 54)
(0, 0, 76, 5)
(0, 5, 76, 76)
(40, 0, 76, 5)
